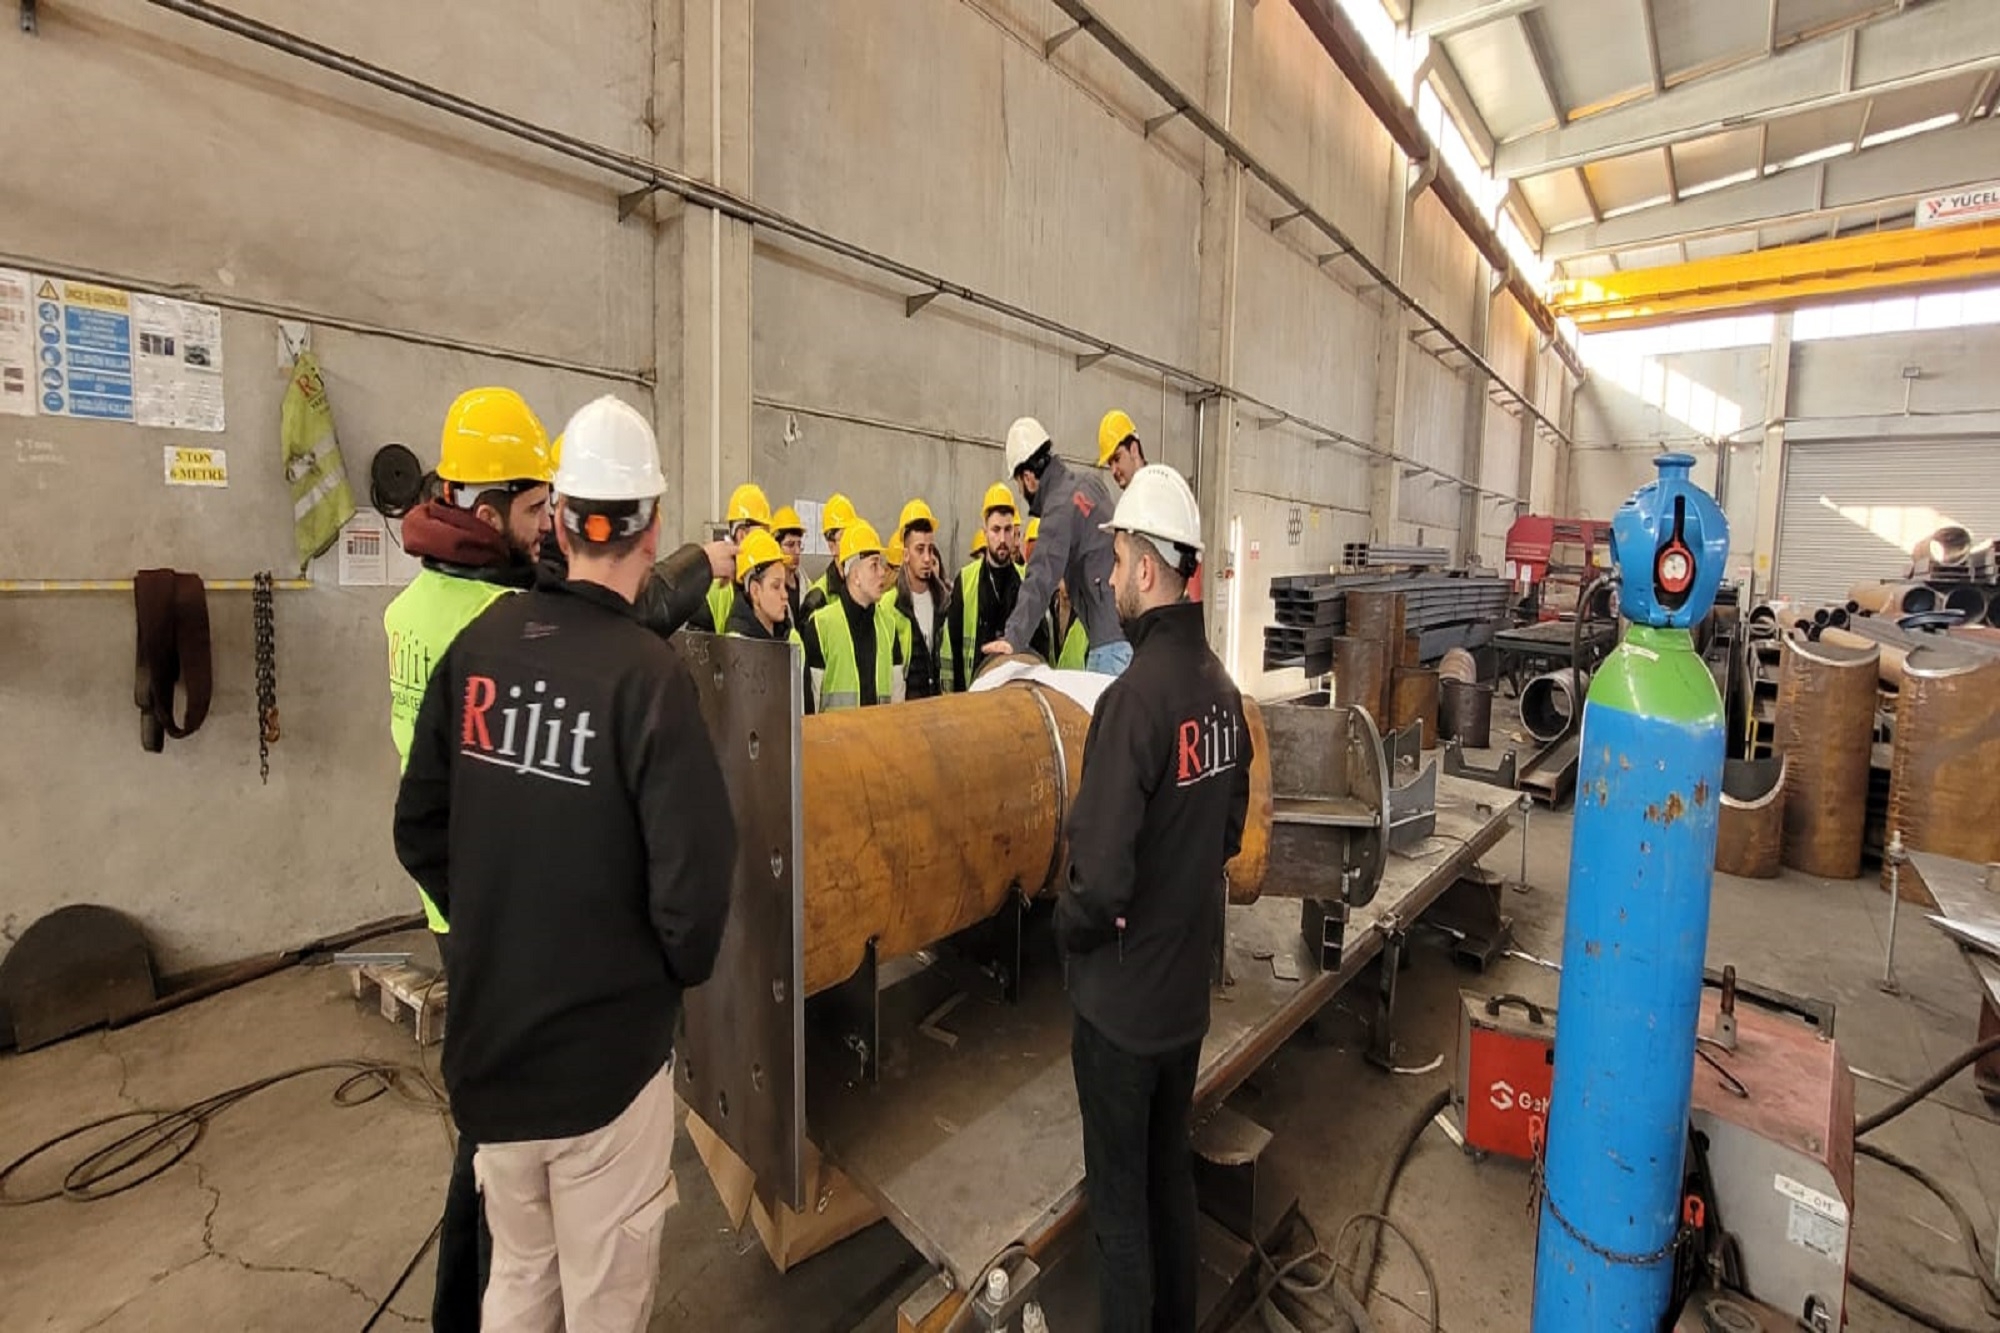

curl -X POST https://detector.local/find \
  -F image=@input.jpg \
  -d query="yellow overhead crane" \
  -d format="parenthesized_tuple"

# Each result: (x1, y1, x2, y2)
(1552, 219, 2000, 331)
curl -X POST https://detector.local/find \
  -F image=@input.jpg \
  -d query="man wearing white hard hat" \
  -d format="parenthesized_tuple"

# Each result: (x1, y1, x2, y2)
(395, 395, 737, 1333)
(983, 416, 1131, 675)
(1055, 464, 1251, 1333)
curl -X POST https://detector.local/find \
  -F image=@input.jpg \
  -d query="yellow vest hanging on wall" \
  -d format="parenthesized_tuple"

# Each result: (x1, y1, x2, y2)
(282, 351, 357, 570)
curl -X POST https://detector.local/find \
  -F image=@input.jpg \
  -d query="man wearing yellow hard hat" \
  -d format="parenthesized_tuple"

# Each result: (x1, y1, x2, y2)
(771, 504, 807, 622)
(382, 385, 554, 1331)
(692, 482, 771, 631)
(802, 492, 860, 618)
(795, 520, 905, 711)
(1098, 409, 1148, 491)
(885, 498, 951, 699)
(942, 483, 1047, 691)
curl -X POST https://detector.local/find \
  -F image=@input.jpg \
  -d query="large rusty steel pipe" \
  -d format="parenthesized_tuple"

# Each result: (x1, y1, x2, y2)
(1886, 652, 2000, 893)
(799, 685, 1272, 996)
(1776, 637, 1877, 879)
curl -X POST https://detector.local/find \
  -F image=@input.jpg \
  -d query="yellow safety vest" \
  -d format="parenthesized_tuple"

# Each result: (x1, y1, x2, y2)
(383, 567, 512, 931)
(807, 599, 901, 710)
(1057, 618, 1089, 670)
(707, 580, 735, 631)
(945, 559, 1029, 690)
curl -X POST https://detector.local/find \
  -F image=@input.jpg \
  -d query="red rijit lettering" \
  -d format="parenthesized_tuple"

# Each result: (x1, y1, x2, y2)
(462, 676, 496, 750)
(1177, 719, 1202, 781)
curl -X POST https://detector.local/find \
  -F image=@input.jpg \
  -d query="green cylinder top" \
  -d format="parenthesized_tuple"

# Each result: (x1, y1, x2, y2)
(1585, 624, 1724, 725)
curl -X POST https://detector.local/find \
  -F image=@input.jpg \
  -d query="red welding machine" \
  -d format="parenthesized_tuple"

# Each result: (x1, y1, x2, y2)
(1452, 990, 1555, 1162)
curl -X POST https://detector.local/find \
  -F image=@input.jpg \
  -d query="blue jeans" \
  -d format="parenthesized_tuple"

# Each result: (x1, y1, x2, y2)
(1071, 1013, 1201, 1333)
(1085, 639, 1133, 677)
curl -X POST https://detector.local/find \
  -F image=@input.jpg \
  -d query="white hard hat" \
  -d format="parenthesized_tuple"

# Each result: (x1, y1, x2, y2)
(1103, 464, 1203, 557)
(1004, 417, 1051, 476)
(553, 396, 667, 501)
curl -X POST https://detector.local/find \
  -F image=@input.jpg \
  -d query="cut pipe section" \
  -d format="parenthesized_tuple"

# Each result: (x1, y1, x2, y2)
(1520, 670, 1583, 745)
(1776, 637, 1877, 879)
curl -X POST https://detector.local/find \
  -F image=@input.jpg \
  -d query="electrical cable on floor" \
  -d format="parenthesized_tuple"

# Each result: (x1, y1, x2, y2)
(1229, 1087, 1450, 1333)
(0, 1058, 449, 1204)
(358, 1216, 443, 1333)
(1845, 1036, 2000, 1331)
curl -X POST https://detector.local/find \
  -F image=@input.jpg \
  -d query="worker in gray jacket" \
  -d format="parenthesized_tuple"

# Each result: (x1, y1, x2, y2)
(982, 416, 1132, 675)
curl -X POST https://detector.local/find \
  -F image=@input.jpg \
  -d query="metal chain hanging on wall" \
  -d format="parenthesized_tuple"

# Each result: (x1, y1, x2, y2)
(252, 572, 279, 783)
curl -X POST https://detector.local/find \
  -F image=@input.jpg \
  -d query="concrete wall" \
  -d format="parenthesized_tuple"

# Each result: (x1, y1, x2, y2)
(4, 0, 1572, 973)
(0, 2, 658, 974)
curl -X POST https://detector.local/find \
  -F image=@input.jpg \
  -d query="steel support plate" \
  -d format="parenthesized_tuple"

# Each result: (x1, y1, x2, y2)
(672, 633, 806, 1209)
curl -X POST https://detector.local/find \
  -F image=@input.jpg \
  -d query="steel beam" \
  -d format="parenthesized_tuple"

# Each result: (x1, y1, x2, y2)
(1410, 0, 1541, 39)
(1493, 0, 2000, 179)
(1552, 219, 2000, 329)
(1545, 114, 2000, 258)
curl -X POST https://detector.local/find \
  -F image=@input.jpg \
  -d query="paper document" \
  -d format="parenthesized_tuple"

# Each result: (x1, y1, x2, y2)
(969, 660, 1113, 714)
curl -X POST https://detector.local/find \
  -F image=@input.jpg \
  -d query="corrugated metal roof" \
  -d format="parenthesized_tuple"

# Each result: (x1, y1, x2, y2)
(1440, 23, 1553, 140)
(1652, 0, 1767, 81)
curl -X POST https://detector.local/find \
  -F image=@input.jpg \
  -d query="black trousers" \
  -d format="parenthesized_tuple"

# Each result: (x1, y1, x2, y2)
(432, 1127, 491, 1331)
(1071, 1012, 1203, 1333)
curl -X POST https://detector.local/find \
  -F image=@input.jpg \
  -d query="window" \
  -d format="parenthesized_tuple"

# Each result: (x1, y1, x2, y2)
(1793, 282, 2000, 341)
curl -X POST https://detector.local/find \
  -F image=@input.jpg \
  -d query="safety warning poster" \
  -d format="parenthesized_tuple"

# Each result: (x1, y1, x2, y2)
(34, 276, 134, 421)
(29, 277, 226, 431)
(0, 268, 33, 417)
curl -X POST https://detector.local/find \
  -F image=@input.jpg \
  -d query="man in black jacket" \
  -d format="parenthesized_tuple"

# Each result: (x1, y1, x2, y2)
(1056, 464, 1249, 1333)
(395, 396, 736, 1333)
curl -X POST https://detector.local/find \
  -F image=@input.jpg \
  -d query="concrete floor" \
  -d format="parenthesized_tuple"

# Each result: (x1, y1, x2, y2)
(4, 812, 1997, 1331)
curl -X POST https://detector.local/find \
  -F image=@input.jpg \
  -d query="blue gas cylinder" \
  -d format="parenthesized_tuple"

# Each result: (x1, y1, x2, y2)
(1531, 454, 1730, 1330)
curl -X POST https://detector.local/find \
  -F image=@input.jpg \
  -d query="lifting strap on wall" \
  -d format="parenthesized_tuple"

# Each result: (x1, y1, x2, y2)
(133, 569, 213, 752)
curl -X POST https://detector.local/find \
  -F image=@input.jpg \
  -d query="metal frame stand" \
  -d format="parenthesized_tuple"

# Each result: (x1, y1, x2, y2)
(808, 938, 881, 1085)
(1366, 928, 1409, 1069)
(938, 891, 1029, 1005)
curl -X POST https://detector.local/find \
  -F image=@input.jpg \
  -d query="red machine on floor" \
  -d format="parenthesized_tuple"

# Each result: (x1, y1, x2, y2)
(1505, 515, 1613, 621)
(1453, 978, 1855, 1328)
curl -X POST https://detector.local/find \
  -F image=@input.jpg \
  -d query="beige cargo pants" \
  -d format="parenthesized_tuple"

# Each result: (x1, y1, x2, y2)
(473, 1063, 680, 1333)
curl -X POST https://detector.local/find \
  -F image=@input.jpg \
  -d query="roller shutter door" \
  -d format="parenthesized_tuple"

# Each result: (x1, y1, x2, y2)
(1775, 437, 2000, 609)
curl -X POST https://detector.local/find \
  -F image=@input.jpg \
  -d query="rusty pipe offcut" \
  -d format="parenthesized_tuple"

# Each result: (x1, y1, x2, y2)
(799, 685, 1272, 996)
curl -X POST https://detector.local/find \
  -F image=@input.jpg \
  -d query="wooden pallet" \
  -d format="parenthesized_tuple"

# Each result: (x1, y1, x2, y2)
(348, 962, 447, 1046)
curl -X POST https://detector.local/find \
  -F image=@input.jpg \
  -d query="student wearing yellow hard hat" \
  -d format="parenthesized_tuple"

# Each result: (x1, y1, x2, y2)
(771, 504, 807, 621)
(942, 483, 1049, 691)
(885, 498, 950, 698)
(382, 385, 553, 1330)
(726, 530, 794, 643)
(691, 482, 772, 631)
(802, 492, 860, 618)
(1098, 409, 1147, 491)
(795, 520, 904, 711)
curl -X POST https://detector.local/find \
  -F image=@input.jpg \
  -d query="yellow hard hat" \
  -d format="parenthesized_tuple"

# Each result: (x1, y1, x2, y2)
(727, 483, 772, 528)
(886, 530, 905, 568)
(971, 529, 988, 555)
(981, 482, 1016, 517)
(771, 504, 805, 536)
(736, 529, 786, 587)
(1097, 409, 1138, 467)
(897, 497, 937, 535)
(439, 387, 554, 485)
(1026, 517, 1041, 542)
(823, 493, 858, 537)
(838, 519, 885, 568)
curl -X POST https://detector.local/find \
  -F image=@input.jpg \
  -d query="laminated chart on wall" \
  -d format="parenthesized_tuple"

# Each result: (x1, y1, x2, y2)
(132, 294, 225, 431)
(0, 269, 34, 416)
(29, 277, 225, 430)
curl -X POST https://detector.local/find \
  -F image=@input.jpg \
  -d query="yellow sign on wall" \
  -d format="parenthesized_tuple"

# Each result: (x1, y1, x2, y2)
(164, 445, 228, 487)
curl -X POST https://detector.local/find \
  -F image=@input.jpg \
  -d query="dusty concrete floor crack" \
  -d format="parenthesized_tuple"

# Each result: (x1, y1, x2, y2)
(191, 1162, 421, 1325)
(99, 1030, 141, 1111)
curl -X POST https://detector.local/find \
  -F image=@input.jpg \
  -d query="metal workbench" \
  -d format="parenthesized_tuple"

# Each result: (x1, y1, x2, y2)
(807, 773, 1516, 1298)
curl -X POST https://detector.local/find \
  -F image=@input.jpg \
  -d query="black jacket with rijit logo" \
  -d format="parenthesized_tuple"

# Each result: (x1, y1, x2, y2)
(1055, 602, 1250, 1054)
(394, 578, 738, 1143)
